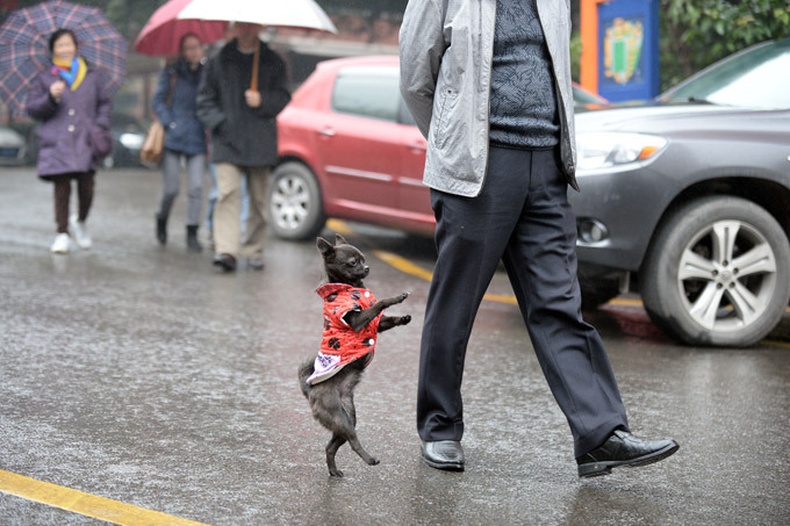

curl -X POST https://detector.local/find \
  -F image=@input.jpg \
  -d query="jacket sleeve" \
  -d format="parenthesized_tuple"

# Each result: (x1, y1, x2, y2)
(196, 57, 226, 133)
(25, 73, 59, 122)
(152, 67, 174, 127)
(94, 70, 112, 130)
(399, 0, 448, 138)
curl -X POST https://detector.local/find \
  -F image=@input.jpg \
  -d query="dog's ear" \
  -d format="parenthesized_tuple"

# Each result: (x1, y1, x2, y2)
(316, 237, 334, 257)
(334, 233, 348, 246)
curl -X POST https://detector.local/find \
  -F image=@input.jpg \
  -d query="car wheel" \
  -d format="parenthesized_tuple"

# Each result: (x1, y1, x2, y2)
(641, 196, 790, 347)
(268, 161, 326, 240)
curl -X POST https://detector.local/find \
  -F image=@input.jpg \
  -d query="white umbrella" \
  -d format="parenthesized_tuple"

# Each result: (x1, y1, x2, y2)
(176, 0, 337, 34)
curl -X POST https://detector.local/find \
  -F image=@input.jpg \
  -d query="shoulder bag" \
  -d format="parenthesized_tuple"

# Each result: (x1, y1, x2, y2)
(140, 71, 176, 165)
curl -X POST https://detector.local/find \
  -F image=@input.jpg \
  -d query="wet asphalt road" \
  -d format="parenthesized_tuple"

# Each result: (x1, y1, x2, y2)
(1, 167, 788, 525)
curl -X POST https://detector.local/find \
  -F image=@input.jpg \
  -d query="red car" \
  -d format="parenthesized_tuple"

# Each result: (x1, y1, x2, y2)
(271, 55, 607, 240)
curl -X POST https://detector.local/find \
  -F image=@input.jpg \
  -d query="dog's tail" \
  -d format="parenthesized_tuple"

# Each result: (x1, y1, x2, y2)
(298, 358, 314, 399)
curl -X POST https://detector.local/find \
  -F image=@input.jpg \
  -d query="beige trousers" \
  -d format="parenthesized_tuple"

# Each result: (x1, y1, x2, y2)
(213, 163, 271, 259)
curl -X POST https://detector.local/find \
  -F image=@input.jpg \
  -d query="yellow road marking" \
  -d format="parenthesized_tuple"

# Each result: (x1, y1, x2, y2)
(333, 223, 790, 343)
(331, 221, 789, 310)
(326, 218, 354, 236)
(374, 249, 639, 307)
(374, 250, 516, 303)
(0, 469, 209, 526)
(371, 248, 790, 346)
(373, 249, 433, 282)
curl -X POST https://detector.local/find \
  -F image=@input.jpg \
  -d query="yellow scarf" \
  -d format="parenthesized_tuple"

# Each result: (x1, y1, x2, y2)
(52, 56, 87, 91)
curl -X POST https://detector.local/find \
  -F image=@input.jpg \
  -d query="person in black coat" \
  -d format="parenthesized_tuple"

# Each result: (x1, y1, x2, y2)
(196, 22, 291, 271)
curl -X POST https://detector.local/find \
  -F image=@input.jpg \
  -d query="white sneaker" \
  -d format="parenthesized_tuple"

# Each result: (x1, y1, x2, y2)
(50, 233, 71, 254)
(70, 214, 92, 249)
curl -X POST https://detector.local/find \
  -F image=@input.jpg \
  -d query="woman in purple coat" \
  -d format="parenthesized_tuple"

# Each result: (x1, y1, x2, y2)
(26, 29, 112, 254)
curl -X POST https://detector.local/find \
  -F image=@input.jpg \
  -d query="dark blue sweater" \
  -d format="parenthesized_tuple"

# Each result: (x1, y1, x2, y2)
(489, 0, 560, 149)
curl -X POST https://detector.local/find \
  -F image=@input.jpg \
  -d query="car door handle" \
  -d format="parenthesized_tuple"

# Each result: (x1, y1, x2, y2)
(317, 127, 336, 137)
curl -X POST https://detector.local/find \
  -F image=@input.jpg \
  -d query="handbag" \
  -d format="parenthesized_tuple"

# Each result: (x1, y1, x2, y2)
(140, 70, 177, 165)
(90, 125, 113, 160)
(140, 120, 165, 164)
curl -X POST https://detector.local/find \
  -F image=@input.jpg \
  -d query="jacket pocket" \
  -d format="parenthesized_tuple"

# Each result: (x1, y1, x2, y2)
(431, 88, 458, 149)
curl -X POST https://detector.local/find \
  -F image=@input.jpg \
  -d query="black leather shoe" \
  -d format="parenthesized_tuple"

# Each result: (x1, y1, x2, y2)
(577, 429, 679, 478)
(213, 253, 237, 272)
(421, 440, 465, 472)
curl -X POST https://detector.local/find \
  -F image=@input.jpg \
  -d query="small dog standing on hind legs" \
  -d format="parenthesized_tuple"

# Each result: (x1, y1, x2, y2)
(299, 234, 411, 477)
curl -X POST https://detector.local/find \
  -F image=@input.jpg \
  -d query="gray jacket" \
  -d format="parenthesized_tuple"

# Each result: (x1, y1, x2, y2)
(399, 0, 579, 197)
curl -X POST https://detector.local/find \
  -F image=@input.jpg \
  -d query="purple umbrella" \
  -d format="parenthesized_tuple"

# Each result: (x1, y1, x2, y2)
(0, 0, 126, 116)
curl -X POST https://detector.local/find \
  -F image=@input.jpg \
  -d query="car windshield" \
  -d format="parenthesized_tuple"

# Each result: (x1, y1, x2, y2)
(659, 39, 790, 110)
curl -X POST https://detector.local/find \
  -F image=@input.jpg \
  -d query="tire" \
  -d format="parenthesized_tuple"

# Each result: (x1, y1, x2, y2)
(641, 196, 790, 347)
(267, 161, 326, 240)
(580, 278, 620, 311)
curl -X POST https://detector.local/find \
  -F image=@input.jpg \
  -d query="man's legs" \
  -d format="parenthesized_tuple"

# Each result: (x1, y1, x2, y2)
(418, 148, 533, 442)
(499, 148, 628, 458)
(420, 146, 677, 474)
(241, 166, 270, 261)
(213, 163, 243, 258)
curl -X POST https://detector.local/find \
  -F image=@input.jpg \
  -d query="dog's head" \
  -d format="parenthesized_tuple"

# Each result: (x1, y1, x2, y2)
(317, 234, 369, 287)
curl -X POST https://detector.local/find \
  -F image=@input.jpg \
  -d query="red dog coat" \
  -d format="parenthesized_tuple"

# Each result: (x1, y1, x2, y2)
(306, 283, 382, 385)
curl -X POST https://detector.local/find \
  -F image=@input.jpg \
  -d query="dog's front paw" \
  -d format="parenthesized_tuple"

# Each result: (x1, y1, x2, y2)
(368, 457, 380, 466)
(396, 292, 409, 303)
(329, 468, 344, 477)
(398, 315, 412, 326)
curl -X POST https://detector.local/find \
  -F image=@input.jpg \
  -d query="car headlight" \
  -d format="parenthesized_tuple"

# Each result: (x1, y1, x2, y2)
(576, 132, 667, 174)
(120, 132, 145, 150)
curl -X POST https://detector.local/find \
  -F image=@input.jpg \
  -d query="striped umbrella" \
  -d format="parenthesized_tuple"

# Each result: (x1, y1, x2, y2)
(0, 0, 126, 116)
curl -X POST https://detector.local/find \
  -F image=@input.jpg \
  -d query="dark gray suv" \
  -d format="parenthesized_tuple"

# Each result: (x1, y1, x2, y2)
(571, 39, 790, 347)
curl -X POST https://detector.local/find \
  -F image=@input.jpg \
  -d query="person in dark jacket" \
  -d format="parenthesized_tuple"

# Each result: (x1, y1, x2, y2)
(153, 33, 207, 252)
(26, 28, 112, 254)
(196, 22, 291, 271)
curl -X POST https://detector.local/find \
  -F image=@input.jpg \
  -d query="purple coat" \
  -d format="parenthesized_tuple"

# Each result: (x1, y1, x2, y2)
(25, 63, 112, 177)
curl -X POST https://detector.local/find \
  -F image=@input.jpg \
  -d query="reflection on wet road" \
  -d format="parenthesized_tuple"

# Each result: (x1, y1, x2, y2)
(0, 168, 788, 525)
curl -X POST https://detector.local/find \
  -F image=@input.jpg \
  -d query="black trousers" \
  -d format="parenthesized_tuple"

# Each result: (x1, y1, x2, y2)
(417, 146, 629, 457)
(50, 172, 94, 234)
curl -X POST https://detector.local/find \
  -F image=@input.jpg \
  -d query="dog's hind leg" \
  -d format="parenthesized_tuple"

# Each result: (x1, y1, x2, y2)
(346, 431, 380, 467)
(330, 407, 380, 469)
(324, 425, 379, 476)
(326, 434, 347, 477)
(340, 393, 380, 466)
